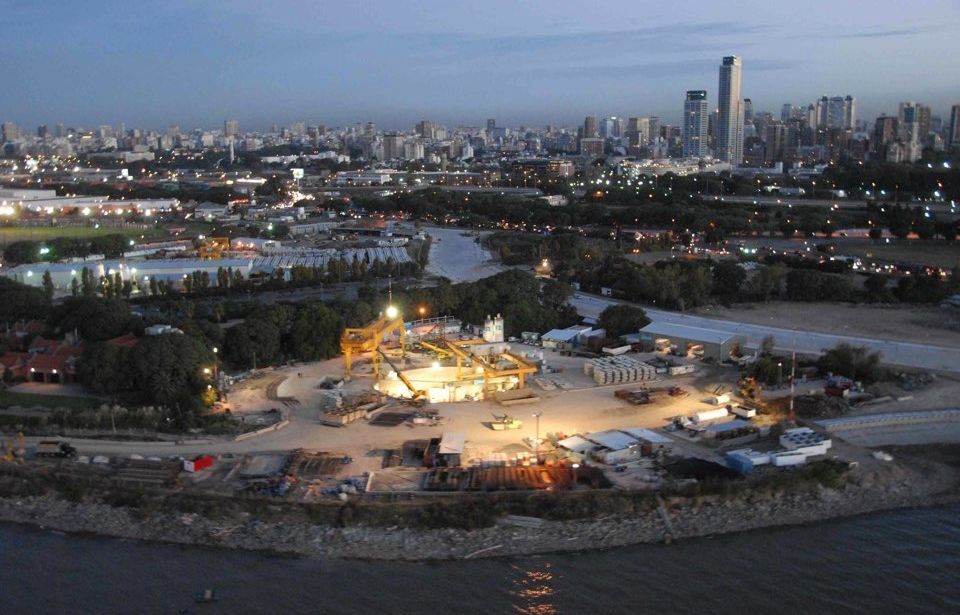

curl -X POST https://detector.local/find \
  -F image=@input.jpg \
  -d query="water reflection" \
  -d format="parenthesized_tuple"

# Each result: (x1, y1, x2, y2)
(510, 561, 557, 615)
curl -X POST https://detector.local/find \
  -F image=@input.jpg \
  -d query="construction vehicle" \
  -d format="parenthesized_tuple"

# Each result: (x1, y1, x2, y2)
(490, 414, 523, 430)
(35, 440, 78, 459)
(738, 377, 762, 402)
(198, 236, 230, 260)
(1, 432, 25, 462)
(615, 389, 653, 405)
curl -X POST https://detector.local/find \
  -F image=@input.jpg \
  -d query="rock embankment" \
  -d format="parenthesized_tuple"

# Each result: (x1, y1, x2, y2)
(0, 458, 955, 561)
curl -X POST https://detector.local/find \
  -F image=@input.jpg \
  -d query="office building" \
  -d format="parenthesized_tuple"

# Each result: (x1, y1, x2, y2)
(2, 122, 20, 142)
(224, 119, 239, 138)
(682, 90, 709, 159)
(583, 116, 598, 139)
(949, 105, 960, 149)
(716, 56, 744, 165)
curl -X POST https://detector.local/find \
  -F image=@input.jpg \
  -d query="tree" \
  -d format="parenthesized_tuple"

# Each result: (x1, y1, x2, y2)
(149, 277, 159, 296)
(760, 335, 775, 356)
(47, 297, 132, 341)
(128, 334, 215, 421)
(2, 241, 41, 264)
(70, 277, 80, 297)
(747, 264, 786, 302)
(223, 319, 282, 369)
(868, 227, 884, 243)
(540, 279, 573, 311)
(712, 261, 746, 296)
(864, 274, 888, 298)
(286, 303, 344, 361)
(598, 304, 651, 339)
(41, 270, 54, 302)
(81, 267, 95, 296)
(818, 343, 882, 383)
(77, 342, 131, 395)
(0, 278, 51, 323)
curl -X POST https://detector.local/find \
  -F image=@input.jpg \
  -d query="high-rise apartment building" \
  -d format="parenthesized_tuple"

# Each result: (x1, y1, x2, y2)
(682, 90, 709, 159)
(224, 119, 239, 138)
(716, 56, 744, 165)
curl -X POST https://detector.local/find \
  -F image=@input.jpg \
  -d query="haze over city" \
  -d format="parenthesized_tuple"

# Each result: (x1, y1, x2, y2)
(3, 2, 960, 613)
(3, 0, 960, 129)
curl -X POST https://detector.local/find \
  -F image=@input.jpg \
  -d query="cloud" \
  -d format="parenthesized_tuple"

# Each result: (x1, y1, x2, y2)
(829, 25, 945, 39)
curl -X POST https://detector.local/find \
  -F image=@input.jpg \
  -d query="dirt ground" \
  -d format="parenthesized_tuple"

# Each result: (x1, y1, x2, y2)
(695, 301, 960, 348)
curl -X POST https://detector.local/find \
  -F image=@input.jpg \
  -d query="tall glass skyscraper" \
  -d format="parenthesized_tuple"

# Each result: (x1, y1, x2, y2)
(717, 56, 743, 165)
(682, 90, 708, 159)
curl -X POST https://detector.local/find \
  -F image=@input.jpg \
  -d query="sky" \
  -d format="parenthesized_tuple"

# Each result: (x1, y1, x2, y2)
(2, 0, 959, 131)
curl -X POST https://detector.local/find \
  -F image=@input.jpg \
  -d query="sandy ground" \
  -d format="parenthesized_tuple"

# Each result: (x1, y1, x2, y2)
(423, 226, 505, 283)
(694, 301, 960, 349)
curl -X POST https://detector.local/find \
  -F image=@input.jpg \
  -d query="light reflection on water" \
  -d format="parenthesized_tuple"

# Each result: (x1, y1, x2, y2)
(510, 561, 557, 615)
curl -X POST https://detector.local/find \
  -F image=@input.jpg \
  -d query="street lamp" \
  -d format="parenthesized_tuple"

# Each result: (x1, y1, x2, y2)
(532, 411, 543, 464)
(385, 305, 399, 320)
(777, 362, 783, 388)
(418, 306, 427, 318)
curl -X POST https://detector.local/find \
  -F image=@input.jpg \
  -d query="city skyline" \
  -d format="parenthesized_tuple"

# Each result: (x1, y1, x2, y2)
(2, 1, 959, 130)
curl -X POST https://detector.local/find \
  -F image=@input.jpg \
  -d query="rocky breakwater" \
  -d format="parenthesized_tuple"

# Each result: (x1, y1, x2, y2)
(0, 457, 956, 561)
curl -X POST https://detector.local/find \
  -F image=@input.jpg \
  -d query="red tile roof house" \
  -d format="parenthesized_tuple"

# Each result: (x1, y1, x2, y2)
(22, 339, 84, 384)
(0, 352, 30, 381)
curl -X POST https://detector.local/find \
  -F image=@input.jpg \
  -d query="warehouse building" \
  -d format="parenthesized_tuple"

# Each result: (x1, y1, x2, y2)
(639, 322, 745, 362)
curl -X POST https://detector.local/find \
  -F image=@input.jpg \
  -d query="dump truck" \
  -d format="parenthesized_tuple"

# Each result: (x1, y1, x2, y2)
(35, 441, 78, 459)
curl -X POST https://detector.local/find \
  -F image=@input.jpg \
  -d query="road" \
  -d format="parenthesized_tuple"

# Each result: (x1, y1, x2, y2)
(423, 226, 505, 282)
(570, 292, 960, 373)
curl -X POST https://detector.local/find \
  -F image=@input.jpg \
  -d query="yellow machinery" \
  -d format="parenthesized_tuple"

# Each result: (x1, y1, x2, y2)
(375, 348, 427, 401)
(433, 338, 537, 391)
(1, 432, 25, 462)
(738, 376, 762, 402)
(340, 313, 406, 376)
(199, 236, 230, 260)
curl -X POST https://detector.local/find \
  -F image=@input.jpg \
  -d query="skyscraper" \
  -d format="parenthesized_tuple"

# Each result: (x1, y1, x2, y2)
(949, 105, 960, 150)
(647, 116, 661, 147)
(716, 56, 744, 165)
(486, 119, 496, 131)
(743, 98, 754, 123)
(224, 119, 239, 138)
(682, 90, 708, 159)
(583, 116, 598, 138)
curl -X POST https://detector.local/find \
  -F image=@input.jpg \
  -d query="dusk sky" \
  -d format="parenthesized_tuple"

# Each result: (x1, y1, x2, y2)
(3, 0, 959, 131)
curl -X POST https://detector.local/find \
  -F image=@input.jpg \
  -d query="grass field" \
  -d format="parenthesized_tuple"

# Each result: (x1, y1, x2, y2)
(0, 225, 166, 247)
(0, 389, 101, 411)
(843, 240, 960, 268)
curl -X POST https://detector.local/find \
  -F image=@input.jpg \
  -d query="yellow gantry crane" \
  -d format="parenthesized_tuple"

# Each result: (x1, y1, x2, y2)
(340, 311, 406, 376)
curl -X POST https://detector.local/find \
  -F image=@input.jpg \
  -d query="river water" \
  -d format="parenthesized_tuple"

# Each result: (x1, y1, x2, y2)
(3, 505, 959, 614)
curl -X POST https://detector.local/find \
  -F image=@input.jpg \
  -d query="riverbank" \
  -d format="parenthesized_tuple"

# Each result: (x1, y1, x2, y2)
(1, 452, 957, 561)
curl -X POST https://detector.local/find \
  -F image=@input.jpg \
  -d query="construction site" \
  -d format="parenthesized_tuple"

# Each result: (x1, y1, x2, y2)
(0, 299, 878, 504)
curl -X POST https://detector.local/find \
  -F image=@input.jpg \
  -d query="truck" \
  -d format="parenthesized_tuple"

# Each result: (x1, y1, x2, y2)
(35, 440, 78, 459)
(710, 393, 732, 406)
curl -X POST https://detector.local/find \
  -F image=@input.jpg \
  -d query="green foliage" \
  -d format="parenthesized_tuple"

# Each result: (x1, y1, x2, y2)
(47, 297, 133, 341)
(818, 343, 883, 384)
(785, 269, 854, 302)
(598, 304, 651, 338)
(223, 318, 282, 369)
(0, 278, 51, 323)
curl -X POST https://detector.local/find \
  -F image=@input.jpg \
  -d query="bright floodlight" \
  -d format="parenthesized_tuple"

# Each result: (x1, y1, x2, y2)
(385, 305, 399, 319)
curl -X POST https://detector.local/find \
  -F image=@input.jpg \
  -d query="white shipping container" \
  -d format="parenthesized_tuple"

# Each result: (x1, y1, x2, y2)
(694, 408, 729, 423)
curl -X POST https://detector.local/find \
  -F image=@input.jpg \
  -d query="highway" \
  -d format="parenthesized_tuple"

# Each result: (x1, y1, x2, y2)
(571, 292, 960, 373)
